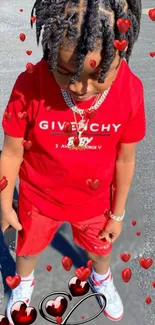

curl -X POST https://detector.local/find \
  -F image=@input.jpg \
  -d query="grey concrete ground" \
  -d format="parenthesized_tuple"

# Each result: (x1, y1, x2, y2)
(0, 1, 155, 325)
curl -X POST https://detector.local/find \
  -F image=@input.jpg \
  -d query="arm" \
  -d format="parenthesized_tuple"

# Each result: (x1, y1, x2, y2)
(112, 142, 136, 216)
(0, 134, 24, 214)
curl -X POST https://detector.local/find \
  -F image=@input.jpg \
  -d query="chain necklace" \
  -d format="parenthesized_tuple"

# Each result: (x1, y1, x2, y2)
(61, 87, 111, 150)
(61, 87, 110, 116)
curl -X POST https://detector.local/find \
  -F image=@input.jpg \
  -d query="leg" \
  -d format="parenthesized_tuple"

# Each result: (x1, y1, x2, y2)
(16, 253, 41, 277)
(87, 251, 111, 275)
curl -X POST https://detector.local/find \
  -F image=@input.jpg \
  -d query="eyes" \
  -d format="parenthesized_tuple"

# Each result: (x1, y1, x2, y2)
(56, 69, 100, 80)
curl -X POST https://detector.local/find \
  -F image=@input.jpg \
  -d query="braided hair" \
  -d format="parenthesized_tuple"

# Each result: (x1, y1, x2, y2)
(30, 0, 141, 83)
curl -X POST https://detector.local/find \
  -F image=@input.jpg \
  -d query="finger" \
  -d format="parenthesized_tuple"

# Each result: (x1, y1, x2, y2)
(10, 217, 22, 231)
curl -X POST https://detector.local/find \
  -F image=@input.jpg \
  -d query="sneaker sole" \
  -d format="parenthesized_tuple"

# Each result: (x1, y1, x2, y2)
(88, 277, 124, 322)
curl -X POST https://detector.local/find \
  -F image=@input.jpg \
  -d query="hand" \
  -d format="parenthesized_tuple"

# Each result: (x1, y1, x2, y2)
(99, 219, 123, 243)
(0, 208, 22, 233)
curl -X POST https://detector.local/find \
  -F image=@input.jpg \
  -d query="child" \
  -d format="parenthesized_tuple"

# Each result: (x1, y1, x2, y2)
(0, 0, 145, 323)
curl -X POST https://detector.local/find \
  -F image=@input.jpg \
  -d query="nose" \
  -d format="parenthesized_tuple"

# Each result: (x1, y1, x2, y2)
(68, 79, 89, 95)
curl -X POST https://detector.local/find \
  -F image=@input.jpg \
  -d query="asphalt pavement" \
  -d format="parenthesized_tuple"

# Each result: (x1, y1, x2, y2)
(0, 1, 155, 325)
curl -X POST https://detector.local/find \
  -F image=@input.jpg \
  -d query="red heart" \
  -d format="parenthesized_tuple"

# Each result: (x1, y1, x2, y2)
(19, 9, 23, 12)
(18, 111, 27, 119)
(0, 177, 8, 192)
(11, 301, 37, 325)
(63, 122, 72, 133)
(120, 253, 131, 263)
(81, 316, 85, 319)
(75, 267, 91, 282)
(149, 8, 155, 21)
(86, 259, 93, 269)
(26, 63, 34, 74)
(46, 106, 52, 112)
(4, 112, 12, 120)
(86, 179, 101, 190)
(26, 50, 32, 56)
(114, 40, 128, 51)
(89, 60, 96, 69)
(0, 315, 10, 325)
(145, 297, 152, 304)
(46, 297, 67, 317)
(68, 276, 89, 296)
(152, 281, 155, 288)
(46, 265, 52, 272)
(84, 109, 96, 119)
(62, 256, 73, 271)
(5, 275, 21, 289)
(56, 317, 63, 324)
(19, 33, 26, 42)
(139, 258, 153, 269)
(132, 220, 136, 226)
(136, 232, 141, 236)
(31, 16, 36, 23)
(149, 52, 155, 57)
(22, 140, 32, 150)
(122, 268, 132, 283)
(73, 136, 80, 147)
(116, 18, 131, 33)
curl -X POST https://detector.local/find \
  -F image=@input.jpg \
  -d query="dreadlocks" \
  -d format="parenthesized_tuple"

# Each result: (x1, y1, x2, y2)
(30, 0, 141, 83)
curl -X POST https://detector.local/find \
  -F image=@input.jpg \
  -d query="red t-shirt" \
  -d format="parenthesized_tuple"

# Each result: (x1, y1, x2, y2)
(2, 58, 146, 222)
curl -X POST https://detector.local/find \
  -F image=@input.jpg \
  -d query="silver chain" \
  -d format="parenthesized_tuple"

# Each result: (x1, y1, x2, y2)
(61, 87, 110, 116)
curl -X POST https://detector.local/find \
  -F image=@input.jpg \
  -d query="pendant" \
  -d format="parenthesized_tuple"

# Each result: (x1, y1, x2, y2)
(78, 117, 87, 130)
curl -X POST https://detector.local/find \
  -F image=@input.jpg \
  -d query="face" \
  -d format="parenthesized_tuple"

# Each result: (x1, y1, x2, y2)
(52, 48, 121, 101)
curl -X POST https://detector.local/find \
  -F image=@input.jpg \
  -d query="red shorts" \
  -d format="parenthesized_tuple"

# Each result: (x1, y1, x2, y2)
(15, 194, 112, 256)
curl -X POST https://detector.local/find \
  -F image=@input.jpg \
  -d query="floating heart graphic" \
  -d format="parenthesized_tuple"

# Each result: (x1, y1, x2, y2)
(139, 258, 153, 269)
(120, 253, 131, 263)
(62, 256, 73, 271)
(149, 52, 155, 57)
(148, 8, 155, 21)
(89, 60, 96, 69)
(0, 315, 9, 325)
(56, 316, 63, 324)
(63, 122, 72, 133)
(22, 140, 32, 150)
(19, 33, 26, 42)
(152, 281, 155, 288)
(132, 220, 136, 226)
(68, 276, 89, 296)
(122, 268, 132, 283)
(5, 275, 21, 289)
(114, 40, 128, 51)
(46, 265, 52, 272)
(31, 16, 36, 23)
(145, 297, 152, 304)
(136, 232, 141, 236)
(75, 267, 91, 282)
(11, 301, 37, 325)
(26, 63, 34, 74)
(4, 112, 12, 120)
(84, 109, 96, 119)
(26, 50, 32, 56)
(86, 259, 93, 269)
(73, 136, 80, 147)
(0, 177, 8, 192)
(46, 297, 67, 317)
(46, 106, 52, 112)
(81, 316, 85, 319)
(18, 111, 27, 119)
(116, 18, 131, 32)
(86, 179, 101, 190)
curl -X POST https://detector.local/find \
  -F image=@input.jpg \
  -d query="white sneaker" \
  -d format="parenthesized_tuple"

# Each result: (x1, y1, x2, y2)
(89, 271, 124, 321)
(6, 278, 35, 325)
